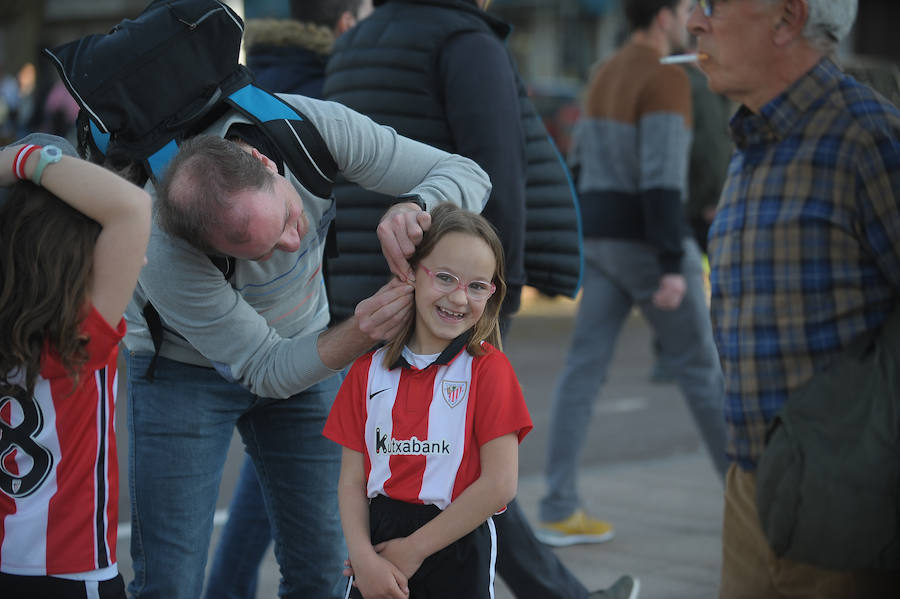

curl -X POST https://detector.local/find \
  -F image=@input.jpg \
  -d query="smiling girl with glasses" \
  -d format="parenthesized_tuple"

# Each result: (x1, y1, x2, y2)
(324, 202, 532, 599)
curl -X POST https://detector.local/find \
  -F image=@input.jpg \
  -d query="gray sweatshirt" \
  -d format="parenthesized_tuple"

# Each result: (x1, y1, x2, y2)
(123, 94, 490, 398)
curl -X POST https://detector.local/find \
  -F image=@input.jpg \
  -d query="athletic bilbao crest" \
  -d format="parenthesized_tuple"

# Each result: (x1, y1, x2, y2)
(442, 380, 467, 408)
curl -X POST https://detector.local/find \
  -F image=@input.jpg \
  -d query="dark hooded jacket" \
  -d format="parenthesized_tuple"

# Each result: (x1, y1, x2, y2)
(245, 18, 333, 98)
(323, 0, 583, 322)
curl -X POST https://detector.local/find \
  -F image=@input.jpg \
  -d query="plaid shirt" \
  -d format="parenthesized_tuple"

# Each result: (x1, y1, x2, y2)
(708, 58, 900, 469)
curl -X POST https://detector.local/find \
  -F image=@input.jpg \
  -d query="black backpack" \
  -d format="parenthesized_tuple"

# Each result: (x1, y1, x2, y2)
(44, 0, 339, 379)
(44, 0, 336, 191)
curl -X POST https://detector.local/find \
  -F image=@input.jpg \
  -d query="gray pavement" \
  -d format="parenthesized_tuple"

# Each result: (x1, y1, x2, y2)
(116, 292, 725, 598)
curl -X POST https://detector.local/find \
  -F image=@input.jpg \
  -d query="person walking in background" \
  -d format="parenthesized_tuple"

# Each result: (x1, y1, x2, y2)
(323, 1, 636, 597)
(538, 0, 728, 547)
(649, 39, 732, 384)
(326, 203, 532, 599)
(203, 3, 373, 597)
(687, 0, 900, 596)
(0, 133, 151, 598)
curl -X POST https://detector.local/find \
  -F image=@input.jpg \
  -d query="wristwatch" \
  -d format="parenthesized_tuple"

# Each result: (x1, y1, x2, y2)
(31, 144, 63, 186)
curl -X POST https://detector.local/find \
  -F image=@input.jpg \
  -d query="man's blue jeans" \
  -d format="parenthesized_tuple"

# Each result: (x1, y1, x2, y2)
(204, 458, 272, 599)
(124, 352, 345, 599)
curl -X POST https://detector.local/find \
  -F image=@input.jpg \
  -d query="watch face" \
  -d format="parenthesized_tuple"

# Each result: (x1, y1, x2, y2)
(43, 145, 63, 161)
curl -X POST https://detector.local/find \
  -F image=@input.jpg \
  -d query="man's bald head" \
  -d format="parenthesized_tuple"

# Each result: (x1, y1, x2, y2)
(157, 135, 274, 253)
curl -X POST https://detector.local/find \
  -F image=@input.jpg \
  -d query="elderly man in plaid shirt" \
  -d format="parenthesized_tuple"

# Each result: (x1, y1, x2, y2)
(688, 0, 900, 597)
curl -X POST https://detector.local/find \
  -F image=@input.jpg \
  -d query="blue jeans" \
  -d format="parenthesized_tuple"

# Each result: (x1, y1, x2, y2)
(540, 238, 728, 522)
(204, 458, 271, 599)
(125, 352, 345, 599)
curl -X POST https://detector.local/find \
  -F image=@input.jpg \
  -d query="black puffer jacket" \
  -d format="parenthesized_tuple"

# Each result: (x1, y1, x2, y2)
(323, 0, 582, 322)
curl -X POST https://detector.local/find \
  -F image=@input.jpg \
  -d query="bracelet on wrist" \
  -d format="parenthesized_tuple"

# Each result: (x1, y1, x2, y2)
(13, 144, 41, 180)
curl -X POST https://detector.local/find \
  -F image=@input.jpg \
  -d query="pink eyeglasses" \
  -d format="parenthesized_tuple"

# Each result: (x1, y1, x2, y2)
(420, 265, 496, 301)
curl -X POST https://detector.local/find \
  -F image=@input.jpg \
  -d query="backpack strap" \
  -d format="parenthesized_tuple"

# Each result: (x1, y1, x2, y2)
(141, 303, 165, 382)
(140, 83, 338, 197)
(142, 255, 234, 381)
(225, 84, 338, 198)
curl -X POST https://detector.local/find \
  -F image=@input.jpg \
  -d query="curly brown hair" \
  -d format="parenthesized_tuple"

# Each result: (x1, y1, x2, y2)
(0, 181, 99, 395)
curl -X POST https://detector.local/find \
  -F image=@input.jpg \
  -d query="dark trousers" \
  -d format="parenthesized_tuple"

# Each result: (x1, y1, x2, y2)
(495, 499, 589, 599)
(1, 572, 126, 599)
(497, 317, 589, 599)
(348, 495, 496, 599)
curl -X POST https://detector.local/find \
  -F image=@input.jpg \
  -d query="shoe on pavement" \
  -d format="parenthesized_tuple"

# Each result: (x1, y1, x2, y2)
(588, 575, 640, 599)
(535, 509, 615, 547)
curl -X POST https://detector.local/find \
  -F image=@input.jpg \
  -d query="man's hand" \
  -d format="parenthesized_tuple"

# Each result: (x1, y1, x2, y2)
(652, 273, 686, 310)
(377, 202, 432, 282)
(355, 278, 415, 344)
(317, 279, 413, 370)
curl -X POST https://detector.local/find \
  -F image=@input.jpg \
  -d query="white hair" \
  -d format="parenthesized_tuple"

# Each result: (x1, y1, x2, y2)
(802, 0, 857, 51)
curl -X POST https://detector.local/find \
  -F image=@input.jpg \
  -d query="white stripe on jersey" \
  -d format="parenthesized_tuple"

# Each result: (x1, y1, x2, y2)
(1, 377, 60, 575)
(363, 346, 475, 510)
(419, 353, 472, 509)
(364, 349, 401, 500)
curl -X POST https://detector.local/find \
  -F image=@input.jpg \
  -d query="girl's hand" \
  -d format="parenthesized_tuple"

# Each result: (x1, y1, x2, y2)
(354, 552, 410, 599)
(374, 537, 425, 581)
(343, 557, 354, 578)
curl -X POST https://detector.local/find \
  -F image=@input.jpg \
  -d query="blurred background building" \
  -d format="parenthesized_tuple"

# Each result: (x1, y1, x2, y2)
(1, 0, 897, 147)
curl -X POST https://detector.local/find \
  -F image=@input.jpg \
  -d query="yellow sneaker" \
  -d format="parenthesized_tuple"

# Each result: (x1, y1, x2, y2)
(536, 509, 615, 546)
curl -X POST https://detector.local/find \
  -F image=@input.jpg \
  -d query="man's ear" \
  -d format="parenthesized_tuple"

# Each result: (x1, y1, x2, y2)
(657, 5, 674, 32)
(251, 147, 278, 174)
(774, 0, 809, 46)
(335, 11, 356, 36)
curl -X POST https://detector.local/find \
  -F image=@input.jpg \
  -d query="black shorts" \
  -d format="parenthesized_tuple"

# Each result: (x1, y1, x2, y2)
(347, 495, 497, 599)
(0, 572, 126, 599)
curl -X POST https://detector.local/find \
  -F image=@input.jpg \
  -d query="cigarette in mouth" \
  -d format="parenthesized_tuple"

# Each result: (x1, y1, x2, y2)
(659, 52, 709, 64)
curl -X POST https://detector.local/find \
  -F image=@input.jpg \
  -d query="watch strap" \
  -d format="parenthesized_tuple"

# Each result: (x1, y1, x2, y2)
(31, 144, 63, 186)
(394, 193, 426, 211)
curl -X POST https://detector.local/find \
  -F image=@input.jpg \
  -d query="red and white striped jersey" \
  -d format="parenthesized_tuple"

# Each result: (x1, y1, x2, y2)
(0, 306, 124, 578)
(324, 337, 532, 509)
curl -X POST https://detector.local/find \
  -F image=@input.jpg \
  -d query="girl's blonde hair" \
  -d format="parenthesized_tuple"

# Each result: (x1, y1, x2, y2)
(382, 203, 507, 368)
(0, 182, 100, 394)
